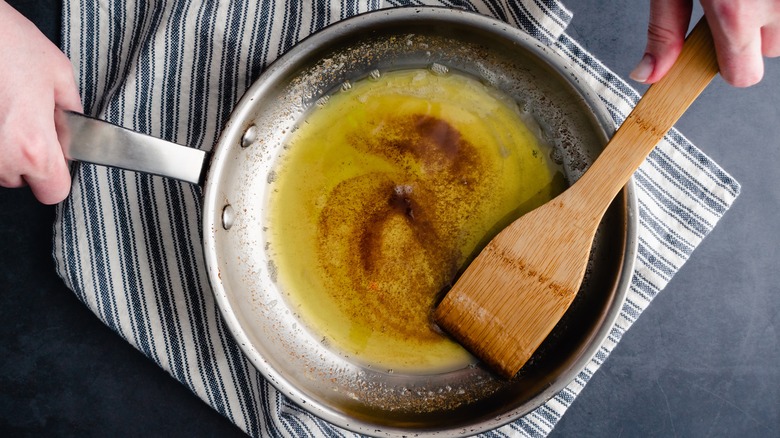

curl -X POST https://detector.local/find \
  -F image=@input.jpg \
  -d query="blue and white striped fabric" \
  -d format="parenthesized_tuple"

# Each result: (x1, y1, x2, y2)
(53, 1, 740, 436)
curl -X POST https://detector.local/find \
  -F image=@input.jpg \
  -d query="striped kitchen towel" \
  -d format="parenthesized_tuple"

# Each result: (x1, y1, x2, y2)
(53, 0, 740, 436)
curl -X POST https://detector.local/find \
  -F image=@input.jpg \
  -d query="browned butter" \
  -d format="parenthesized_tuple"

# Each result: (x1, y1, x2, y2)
(266, 68, 565, 373)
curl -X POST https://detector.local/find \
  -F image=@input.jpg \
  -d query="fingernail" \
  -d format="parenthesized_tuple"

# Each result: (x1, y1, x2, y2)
(629, 53, 655, 83)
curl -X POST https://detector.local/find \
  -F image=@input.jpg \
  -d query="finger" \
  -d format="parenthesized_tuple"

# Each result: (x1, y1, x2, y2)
(715, 30, 763, 87)
(705, 16, 764, 86)
(631, 0, 694, 83)
(761, 24, 780, 57)
(24, 164, 71, 205)
(702, 1, 765, 86)
(15, 109, 73, 204)
(22, 131, 72, 205)
(0, 172, 26, 189)
(51, 58, 83, 164)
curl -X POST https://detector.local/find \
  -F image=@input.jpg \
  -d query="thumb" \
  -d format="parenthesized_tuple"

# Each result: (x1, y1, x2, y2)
(631, 0, 694, 84)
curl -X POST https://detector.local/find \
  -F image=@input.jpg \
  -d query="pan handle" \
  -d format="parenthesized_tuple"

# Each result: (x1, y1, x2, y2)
(56, 109, 208, 185)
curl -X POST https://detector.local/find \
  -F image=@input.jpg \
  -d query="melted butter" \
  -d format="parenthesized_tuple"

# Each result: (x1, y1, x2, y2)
(267, 69, 566, 373)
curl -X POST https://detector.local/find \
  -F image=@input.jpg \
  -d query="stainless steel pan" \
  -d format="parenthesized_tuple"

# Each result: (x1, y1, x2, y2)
(58, 7, 637, 437)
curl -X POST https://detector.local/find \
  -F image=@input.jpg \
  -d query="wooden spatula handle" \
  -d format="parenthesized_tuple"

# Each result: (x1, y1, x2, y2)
(573, 18, 719, 216)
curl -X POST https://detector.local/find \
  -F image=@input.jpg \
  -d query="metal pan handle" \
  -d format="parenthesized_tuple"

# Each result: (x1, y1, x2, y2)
(56, 109, 208, 185)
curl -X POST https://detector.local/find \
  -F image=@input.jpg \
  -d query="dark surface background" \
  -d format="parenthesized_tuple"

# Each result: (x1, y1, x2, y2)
(1, 0, 778, 436)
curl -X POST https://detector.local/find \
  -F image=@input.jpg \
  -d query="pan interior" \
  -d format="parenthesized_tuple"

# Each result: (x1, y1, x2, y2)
(203, 8, 635, 437)
(266, 67, 571, 375)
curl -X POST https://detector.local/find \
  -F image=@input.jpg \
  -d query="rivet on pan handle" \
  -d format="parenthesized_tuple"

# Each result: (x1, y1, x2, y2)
(221, 205, 235, 230)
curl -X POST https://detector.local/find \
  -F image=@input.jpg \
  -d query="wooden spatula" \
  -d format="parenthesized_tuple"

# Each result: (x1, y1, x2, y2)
(434, 18, 719, 379)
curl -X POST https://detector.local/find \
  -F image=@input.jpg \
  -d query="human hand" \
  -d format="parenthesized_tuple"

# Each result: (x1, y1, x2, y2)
(0, 1, 82, 204)
(630, 0, 780, 87)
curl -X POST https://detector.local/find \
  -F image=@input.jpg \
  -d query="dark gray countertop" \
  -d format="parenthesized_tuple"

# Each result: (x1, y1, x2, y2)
(1, 0, 778, 436)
